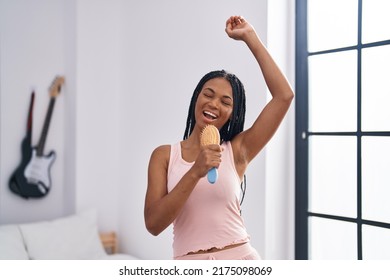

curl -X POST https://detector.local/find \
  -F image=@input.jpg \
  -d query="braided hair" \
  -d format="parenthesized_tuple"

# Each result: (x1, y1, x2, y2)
(183, 70, 246, 142)
(183, 70, 247, 209)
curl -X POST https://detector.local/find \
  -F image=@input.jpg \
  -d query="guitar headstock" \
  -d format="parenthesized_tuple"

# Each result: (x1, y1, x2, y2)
(49, 76, 65, 98)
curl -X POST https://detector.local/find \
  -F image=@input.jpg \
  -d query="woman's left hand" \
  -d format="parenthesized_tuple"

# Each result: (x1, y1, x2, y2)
(225, 15, 255, 42)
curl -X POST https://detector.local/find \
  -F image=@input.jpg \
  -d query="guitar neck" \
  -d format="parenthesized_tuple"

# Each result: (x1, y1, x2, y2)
(27, 91, 35, 133)
(36, 97, 56, 156)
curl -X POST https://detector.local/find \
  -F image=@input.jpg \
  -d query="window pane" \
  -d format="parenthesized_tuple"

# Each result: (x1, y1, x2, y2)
(363, 225, 390, 259)
(309, 51, 357, 132)
(309, 136, 356, 217)
(362, 137, 390, 223)
(309, 217, 357, 259)
(362, 45, 390, 131)
(362, 0, 390, 43)
(308, 0, 358, 52)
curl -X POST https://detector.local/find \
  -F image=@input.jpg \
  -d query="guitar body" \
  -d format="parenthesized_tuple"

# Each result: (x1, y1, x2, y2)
(9, 136, 50, 198)
(24, 148, 56, 194)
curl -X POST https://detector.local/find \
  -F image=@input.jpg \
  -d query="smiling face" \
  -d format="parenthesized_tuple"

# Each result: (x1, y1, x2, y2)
(183, 70, 246, 142)
(194, 77, 234, 130)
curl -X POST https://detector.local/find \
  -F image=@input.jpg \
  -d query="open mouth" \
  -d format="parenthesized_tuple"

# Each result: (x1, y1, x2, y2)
(203, 110, 218, 121)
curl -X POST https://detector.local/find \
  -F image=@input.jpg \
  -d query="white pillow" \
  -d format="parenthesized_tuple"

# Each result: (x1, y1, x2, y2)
(0, 224, 29, 260)
(103, 254, 139, 260)
(19, 209, 107, 260)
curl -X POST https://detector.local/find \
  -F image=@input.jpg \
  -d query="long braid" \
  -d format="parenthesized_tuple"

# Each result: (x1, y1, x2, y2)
(220, 74, 246, 141)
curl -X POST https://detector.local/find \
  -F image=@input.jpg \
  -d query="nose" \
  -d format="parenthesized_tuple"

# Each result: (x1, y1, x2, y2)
(209, 97, 219, 109)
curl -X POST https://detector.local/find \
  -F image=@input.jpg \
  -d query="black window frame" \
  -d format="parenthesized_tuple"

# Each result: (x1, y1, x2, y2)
(295, 0, 390, 260)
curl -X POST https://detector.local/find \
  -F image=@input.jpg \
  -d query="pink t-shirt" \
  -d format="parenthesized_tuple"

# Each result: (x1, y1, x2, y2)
(167, 141, 250, 258)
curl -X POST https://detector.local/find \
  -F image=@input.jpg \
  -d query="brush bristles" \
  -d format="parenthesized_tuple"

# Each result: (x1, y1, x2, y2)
(200, 125, 220, 146)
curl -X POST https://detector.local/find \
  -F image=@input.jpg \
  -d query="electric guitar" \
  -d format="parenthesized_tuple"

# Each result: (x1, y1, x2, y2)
(9, 76, 64, 198)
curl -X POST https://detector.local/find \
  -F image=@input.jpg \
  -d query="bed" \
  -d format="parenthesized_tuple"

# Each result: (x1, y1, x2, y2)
(0, 210, 138, 260)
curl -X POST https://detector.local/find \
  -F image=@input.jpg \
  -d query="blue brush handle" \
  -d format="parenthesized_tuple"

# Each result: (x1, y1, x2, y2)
(207, 167, 218, 184)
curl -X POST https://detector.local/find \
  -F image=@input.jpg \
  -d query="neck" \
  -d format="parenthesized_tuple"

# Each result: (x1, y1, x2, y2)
(183, 134, 200, 147)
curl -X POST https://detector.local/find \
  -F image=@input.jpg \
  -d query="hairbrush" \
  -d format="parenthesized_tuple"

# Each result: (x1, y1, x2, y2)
(200, 124, 220, 184)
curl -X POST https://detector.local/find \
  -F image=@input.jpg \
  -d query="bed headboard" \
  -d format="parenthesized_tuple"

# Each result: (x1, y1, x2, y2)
(99, 231, 118, 254)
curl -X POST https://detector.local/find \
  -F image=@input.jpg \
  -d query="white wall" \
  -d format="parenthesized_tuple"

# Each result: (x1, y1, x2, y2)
(265, 0, 295, 260)
(0, 0, 67, 223)
(74, 0, 123, 233)
(0, 0, 295, 260)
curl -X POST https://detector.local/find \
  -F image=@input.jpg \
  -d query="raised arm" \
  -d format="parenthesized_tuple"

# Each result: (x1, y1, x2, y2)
(226, 16, 294, 172)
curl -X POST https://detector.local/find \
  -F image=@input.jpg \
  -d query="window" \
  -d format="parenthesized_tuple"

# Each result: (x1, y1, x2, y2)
(296, 0, 390, 259)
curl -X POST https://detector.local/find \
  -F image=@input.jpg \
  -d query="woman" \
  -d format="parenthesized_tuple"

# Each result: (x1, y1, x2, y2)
(144, 15, 294, 260)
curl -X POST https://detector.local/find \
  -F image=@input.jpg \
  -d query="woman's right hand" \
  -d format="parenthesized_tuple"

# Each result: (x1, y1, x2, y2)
(191, 144, 222, 179)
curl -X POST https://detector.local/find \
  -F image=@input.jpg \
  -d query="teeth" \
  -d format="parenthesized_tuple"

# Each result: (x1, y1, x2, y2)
(204, 111, 217, 119)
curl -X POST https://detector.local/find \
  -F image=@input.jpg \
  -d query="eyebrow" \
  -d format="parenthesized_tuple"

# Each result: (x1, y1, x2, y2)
(204, 87, 233, 101)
